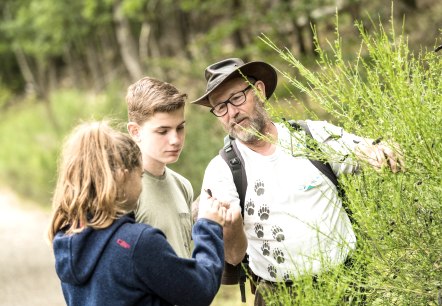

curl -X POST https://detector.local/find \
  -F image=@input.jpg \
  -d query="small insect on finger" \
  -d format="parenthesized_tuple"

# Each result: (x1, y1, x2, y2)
(204, 188, 212, 197)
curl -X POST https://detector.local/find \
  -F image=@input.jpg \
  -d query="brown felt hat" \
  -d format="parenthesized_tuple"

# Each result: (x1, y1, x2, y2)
(191, 58, 277, 107)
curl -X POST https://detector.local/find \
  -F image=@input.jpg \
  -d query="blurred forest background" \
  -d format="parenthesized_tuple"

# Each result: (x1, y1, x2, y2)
(0, 0, 440, 206)
(1, 0, 442, 305)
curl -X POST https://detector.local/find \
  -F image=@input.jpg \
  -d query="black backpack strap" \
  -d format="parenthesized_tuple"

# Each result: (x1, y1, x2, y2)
(219, 135, 248, 214)
(219, 136, 249, 303)
(288, 120, 355, 222)
(288, 120, 339, 187)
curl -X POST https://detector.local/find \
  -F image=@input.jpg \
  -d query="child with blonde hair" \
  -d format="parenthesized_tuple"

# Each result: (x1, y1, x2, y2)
(48, 121, 226, 306)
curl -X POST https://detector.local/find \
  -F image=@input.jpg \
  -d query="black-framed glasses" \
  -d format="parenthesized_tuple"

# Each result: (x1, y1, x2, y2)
(209, 84, 253, 117)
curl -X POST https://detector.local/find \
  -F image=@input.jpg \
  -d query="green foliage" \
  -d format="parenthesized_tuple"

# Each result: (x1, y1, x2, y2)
(0, 87, 127, 205)
(0, 1, 441, 303)
(0, 99, 59, 205)
(261, 15, 442, 305)
(0, 85, 13, 109)
(0, 80, 223, 206)
(4, 0, 88, 56)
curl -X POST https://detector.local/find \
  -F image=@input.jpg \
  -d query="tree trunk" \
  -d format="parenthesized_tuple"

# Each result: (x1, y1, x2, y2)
(232, 0, 246, 51)
(85, 44, 102, 91)
(176, 8, 193, 60)
(400, 0, 417, 8)
(294, 23, 307, 55)
(13, 45, 40, 97)
(139, 21, 151, 62)
(113, 0, 143, 81)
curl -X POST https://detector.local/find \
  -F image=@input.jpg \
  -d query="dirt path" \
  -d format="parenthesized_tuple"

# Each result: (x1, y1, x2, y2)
(0, 187, 64, 306)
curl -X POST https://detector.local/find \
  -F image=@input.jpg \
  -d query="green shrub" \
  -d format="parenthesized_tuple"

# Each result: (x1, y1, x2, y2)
(260, 17, 442, 305)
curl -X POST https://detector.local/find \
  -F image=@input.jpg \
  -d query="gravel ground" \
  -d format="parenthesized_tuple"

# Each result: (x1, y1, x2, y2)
(0, 188, 64, 306)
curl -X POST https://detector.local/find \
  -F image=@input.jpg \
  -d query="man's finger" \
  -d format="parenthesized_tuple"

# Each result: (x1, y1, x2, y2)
(220, 202, 230, 209)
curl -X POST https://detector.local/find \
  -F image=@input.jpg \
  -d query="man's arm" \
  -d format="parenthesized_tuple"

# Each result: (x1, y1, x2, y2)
(222, 203, 247, 265)
(305, 120, 405, 174)
(198, 155, 249, 265)
(192, 195, 247, 265)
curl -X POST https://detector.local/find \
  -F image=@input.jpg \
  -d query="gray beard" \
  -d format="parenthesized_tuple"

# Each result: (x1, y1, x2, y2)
(228, 99, 270, 144)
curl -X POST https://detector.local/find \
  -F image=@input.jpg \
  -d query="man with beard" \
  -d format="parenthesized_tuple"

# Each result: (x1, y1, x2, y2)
(191, 58, 404, 305)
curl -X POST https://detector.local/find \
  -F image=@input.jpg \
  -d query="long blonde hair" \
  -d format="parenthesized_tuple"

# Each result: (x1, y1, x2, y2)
(48, 121, 141, 241)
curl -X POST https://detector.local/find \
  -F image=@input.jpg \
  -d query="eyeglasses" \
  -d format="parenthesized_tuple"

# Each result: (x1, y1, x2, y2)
(209, 84, 253, 117)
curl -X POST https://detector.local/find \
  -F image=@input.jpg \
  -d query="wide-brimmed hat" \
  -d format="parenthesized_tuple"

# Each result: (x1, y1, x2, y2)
(191, 58, 277, 107)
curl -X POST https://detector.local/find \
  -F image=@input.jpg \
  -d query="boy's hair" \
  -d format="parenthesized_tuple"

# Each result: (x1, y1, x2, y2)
(48, 121, 142, 241)
(126, 77, 187, 124)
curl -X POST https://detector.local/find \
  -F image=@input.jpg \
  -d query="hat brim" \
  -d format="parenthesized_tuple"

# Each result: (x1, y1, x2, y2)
(191, 61, 277, 107)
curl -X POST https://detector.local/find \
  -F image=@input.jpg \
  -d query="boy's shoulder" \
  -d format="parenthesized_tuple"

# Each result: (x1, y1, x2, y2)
(165, 167, 193, 200)
(166, 167, 191, 184)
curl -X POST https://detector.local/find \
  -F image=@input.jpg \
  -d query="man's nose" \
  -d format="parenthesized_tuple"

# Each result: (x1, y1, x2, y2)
(226, 102, 240, 117)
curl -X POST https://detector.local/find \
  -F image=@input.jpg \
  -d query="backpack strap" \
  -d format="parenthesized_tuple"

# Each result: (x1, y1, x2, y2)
(219, 136, 248, 303)
(287, 120, 339, 187)
(288, 120, 354, 222)
(219, 135, 248, 213)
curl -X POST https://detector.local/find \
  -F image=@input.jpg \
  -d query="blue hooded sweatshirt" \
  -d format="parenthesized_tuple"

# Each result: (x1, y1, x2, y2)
(53, 214, 224, 306)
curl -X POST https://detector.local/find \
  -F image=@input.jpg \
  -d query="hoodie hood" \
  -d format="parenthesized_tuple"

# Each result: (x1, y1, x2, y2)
(53, 214, 135, 285)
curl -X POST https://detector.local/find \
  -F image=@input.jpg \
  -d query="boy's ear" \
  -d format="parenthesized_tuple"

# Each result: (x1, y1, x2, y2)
(127, 122, 141, 142)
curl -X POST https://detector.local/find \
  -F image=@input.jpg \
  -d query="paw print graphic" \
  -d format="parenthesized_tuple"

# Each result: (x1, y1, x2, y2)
(254, 223, 264, 238)
(258, 204, 270, 221)
(254, 180, 265, 196)
(267, 265, 277, 279)
(245, 199, 255, 216)
(283, 273, 291, 282)
(273, 248, 285, 264)
(261, 241, 270, 256)
(271, 225, 285, 242)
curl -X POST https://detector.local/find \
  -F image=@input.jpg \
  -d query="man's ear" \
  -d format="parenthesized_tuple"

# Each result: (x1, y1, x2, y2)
(254, 80, 267, 102)
(127, 122, 141, 142)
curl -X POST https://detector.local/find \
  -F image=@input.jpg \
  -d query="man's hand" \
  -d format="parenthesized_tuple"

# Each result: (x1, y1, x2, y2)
(223, 202, 241, 227)
(195, 188, 247, 265)
(197, 192, 227, 226)
(355, 139, 405, 173)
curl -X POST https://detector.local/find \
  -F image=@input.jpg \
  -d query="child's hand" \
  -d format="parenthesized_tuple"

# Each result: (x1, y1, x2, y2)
(197, 189, 226, 226)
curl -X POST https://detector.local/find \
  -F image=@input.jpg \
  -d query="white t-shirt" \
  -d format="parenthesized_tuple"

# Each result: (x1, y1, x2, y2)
(201, 120, 362, 281)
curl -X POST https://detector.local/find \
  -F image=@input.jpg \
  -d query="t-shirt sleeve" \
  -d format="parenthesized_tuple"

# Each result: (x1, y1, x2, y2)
(306, 120, 364, 175)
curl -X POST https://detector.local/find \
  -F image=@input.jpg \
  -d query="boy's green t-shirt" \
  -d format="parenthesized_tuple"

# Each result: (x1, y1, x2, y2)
(135, 167, 194, 258)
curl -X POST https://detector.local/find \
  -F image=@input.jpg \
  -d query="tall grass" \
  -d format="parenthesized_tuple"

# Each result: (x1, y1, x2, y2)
(259, 16, 442, 305)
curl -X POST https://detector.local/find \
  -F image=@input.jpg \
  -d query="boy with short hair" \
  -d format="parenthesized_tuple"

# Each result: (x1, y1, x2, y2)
(126, 77, 193, 258)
